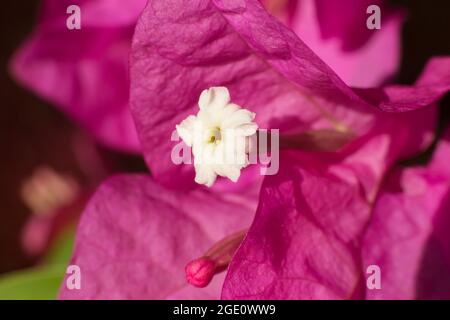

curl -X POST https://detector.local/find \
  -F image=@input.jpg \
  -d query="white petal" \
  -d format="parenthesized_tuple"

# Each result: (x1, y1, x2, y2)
(176, 115, 197, 147)
(219, 103, 241, 119)
(236, 123, 258, 136)
(194, 164, 217, 187)
(221, 109, 256, 129)
(216, 164, 241, 182)
(194, 143, 216, 165)
(198, 87, 230, 110)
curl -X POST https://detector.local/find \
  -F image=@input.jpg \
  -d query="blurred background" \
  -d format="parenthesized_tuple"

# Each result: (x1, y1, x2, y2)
(0, 0, 449, 299)
(0, 1, 148, 298)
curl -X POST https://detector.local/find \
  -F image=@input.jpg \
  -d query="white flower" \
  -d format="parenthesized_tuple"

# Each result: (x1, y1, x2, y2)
(176, 87, 258, 187)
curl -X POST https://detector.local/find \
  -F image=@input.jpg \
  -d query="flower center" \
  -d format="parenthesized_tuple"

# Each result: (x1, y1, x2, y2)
(206, 127, 222, 144)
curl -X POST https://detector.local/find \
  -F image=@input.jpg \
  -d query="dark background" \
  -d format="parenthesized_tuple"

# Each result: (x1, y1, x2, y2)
(0, 0, 449, 274)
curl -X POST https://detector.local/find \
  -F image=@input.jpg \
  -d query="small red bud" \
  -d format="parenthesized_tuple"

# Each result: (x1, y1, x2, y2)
(185, 257, 216, 288)
(185, 230, 247, 288)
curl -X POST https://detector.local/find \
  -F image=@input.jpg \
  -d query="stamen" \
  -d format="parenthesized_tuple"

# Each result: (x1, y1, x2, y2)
(185, 230, 247, 288)
(206, 127, 221, 144)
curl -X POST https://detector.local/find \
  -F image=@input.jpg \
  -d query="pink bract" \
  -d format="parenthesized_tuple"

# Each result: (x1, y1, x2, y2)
(130, 0, 449, 190)
(59, 174, 257, 299)
(10, 0, 147, 152)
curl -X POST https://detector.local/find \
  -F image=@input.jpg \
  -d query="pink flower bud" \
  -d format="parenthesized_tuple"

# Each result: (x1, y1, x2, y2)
(185, 257, 216, 288)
